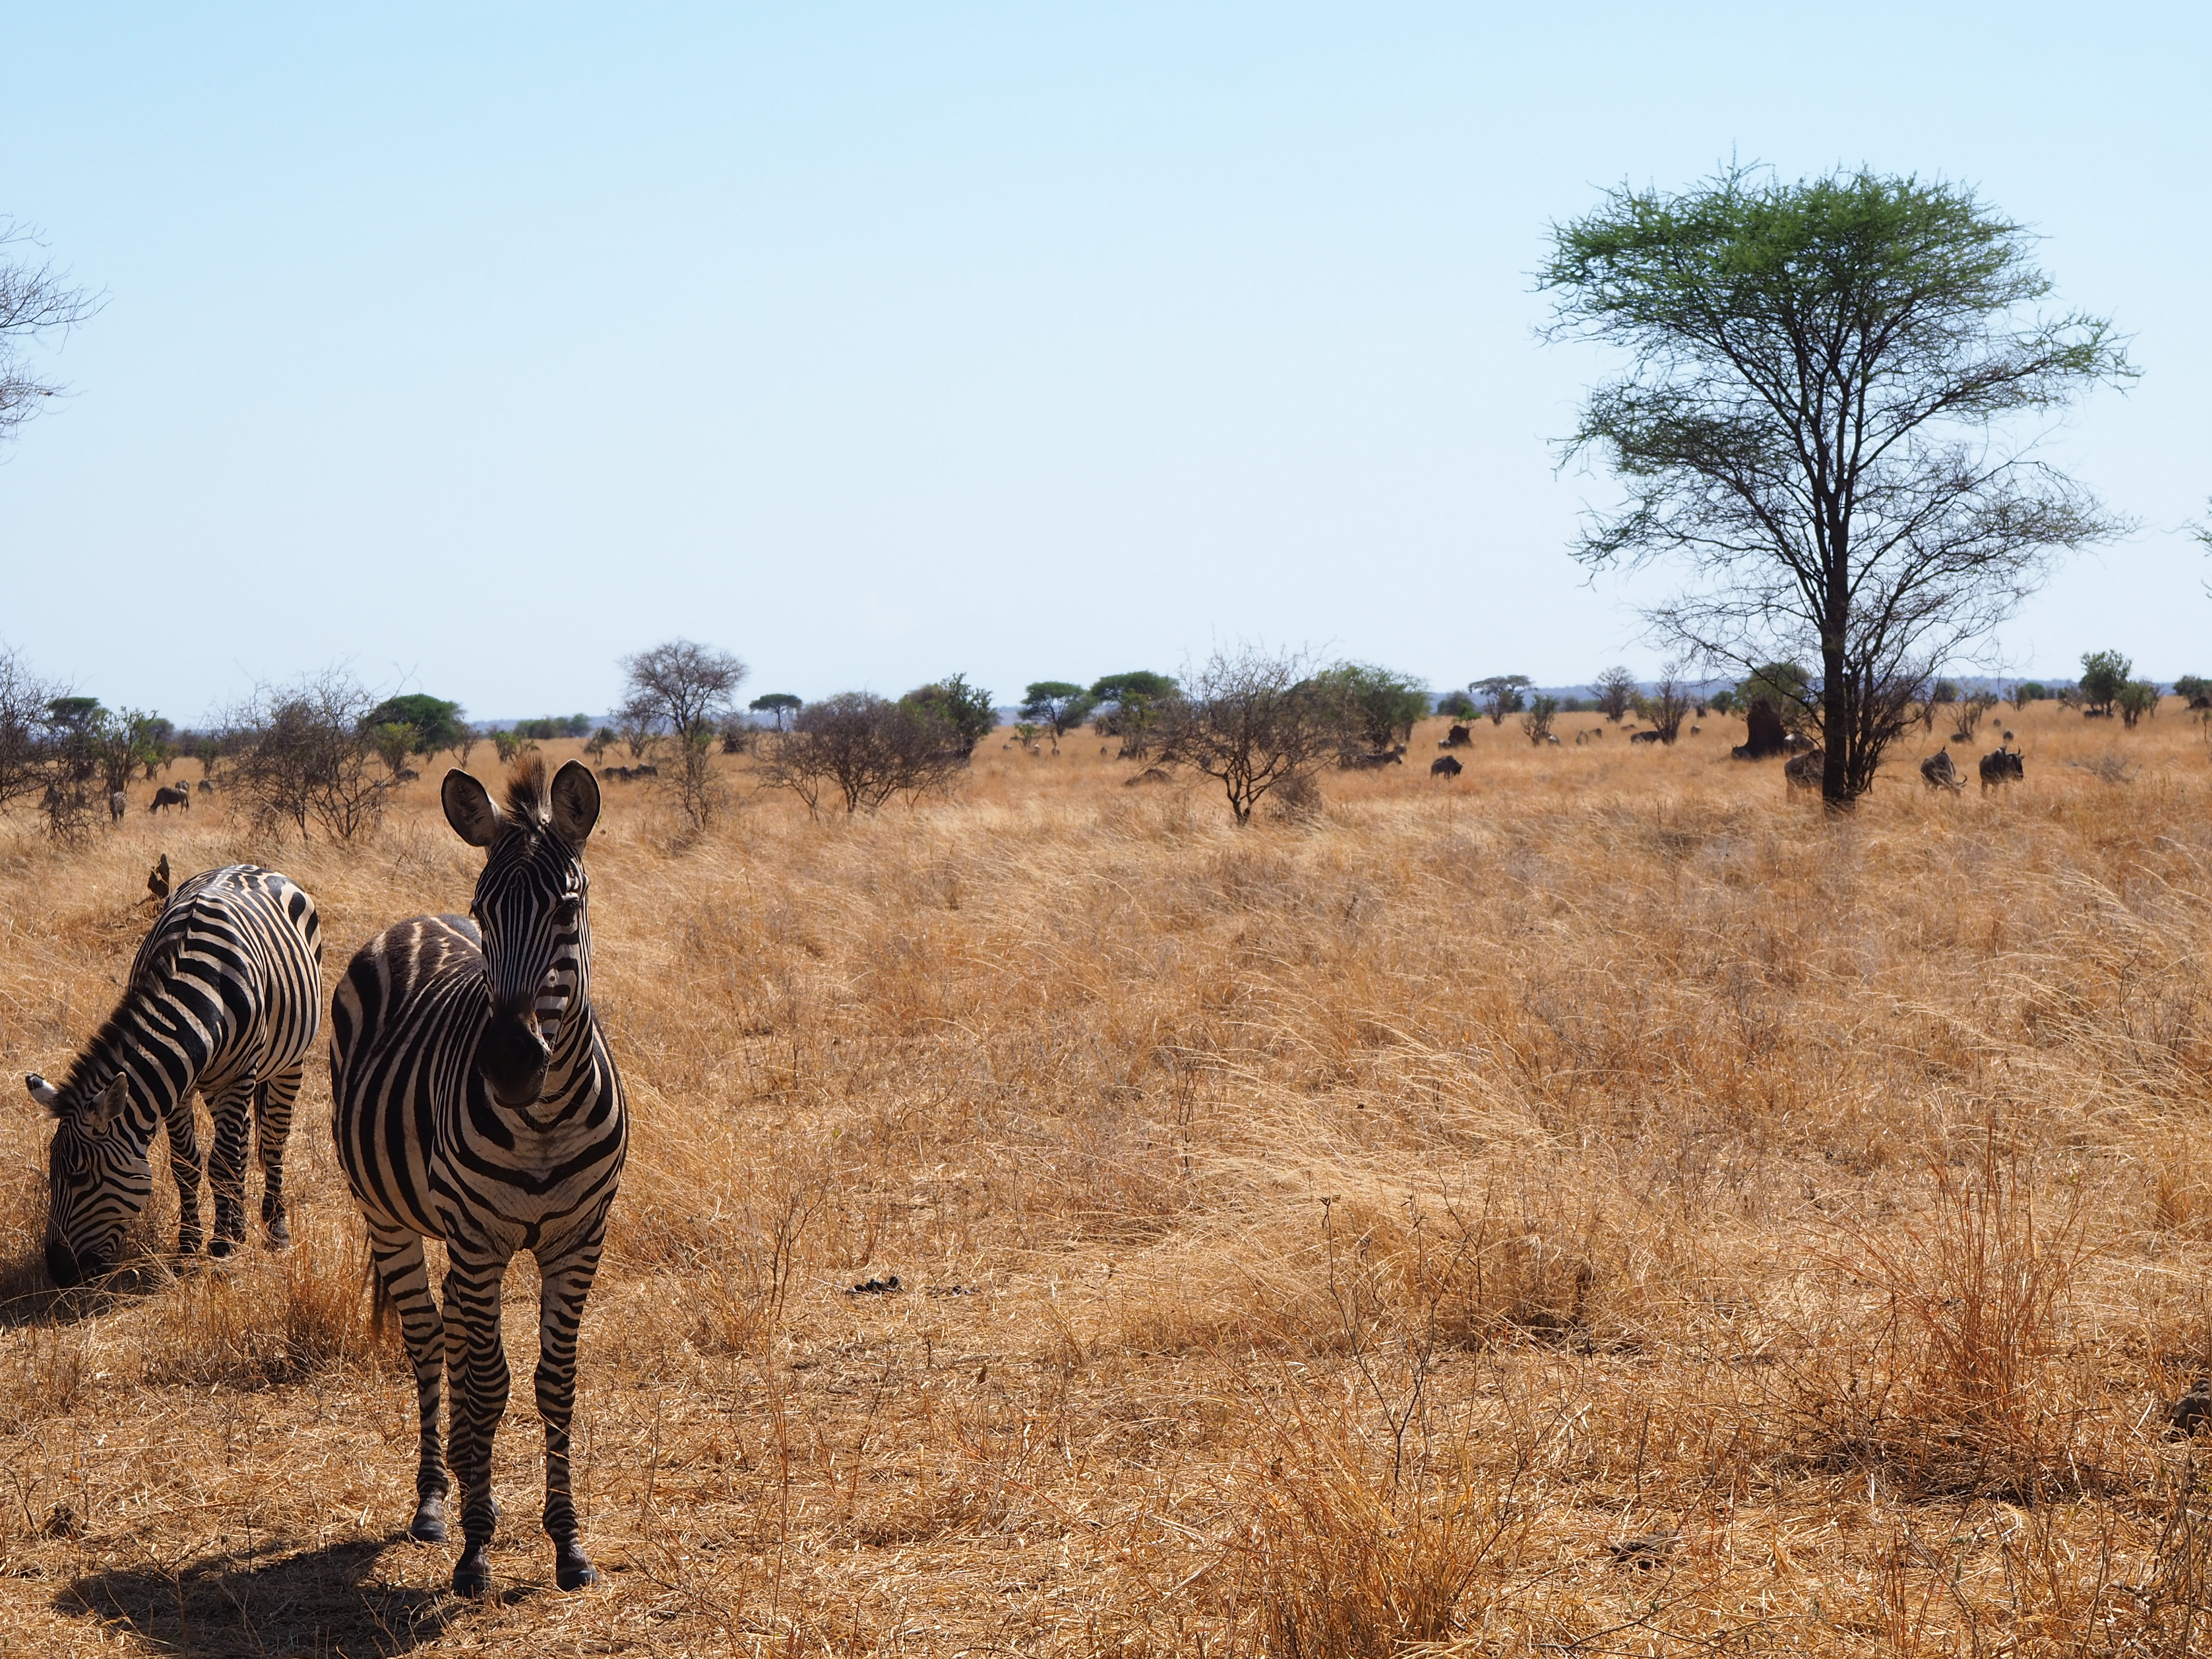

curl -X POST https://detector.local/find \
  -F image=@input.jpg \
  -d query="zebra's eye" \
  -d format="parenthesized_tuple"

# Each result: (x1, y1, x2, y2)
(553, 898, 581, 927)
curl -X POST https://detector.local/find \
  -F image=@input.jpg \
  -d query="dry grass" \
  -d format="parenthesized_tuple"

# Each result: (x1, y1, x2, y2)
(0, 706, 2211, 1653)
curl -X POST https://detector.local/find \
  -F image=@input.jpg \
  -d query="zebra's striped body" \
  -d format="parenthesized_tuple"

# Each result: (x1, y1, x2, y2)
(24, 864, 322, 1286)
(330, 757, 624, 1596)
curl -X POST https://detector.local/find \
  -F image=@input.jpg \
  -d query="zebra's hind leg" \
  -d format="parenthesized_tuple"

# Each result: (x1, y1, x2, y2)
(252, 1068, 301, 1247)
(367, 1224, 452, 1544)
(535, 1227, 608, 1590)
(203, 1081, 255, 1257)
(444, 1235, 515, 1597)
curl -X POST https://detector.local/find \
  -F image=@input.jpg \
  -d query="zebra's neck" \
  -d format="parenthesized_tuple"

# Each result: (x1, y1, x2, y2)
(71, 997, 191, 1151)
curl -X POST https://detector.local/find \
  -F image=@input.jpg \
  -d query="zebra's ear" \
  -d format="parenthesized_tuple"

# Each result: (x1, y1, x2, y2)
(443, 770, 503, 848)
(548, 761, 600, 849)
(79, 1075, 128, 1139)
(24, 1074, 60, 1112)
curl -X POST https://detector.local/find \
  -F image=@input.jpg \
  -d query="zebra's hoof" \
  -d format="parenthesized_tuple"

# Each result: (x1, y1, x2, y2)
(207, 1237, 237, 1260)
(409, 1496, 446, 1543)
(265, 1217, 291, 1249)
(452, 1546, 493, 1598)
(554, 1540, 597, 1591)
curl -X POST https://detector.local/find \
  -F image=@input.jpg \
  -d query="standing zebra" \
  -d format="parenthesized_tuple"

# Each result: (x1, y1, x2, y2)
(331, 757, 624, 1596)
(23, 865, 321, 1287)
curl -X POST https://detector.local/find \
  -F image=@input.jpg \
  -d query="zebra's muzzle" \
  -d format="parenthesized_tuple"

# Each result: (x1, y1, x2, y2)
(478, 1012, 550, 1108)
(45, 1237, 90, 1289)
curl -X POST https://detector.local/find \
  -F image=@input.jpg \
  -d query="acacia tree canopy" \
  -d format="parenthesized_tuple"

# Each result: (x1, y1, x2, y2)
(1542, 163, 2134, 805)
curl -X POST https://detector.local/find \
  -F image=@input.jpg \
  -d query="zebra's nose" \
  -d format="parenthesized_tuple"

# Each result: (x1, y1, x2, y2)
(478, 1012, 550, 1108)
(45, 1238, 82, 1289)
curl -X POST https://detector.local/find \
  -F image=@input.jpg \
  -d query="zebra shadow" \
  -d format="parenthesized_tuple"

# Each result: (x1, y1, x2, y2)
(58, 1535, 484, 1656)
(0, 1258, 181, 1329)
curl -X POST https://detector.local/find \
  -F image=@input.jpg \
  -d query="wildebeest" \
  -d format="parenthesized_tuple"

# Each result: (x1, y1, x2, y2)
(1438, 724, 1471, 748)
(1783, 748, 1825, 792)
(146, 854, 170, 902)
(150, 783, 191, 814)
(108, 790, 126, 823)
(1979, 746, 2024, 791)
(1630, 729, 1663, 745)
(196, 779, 215, 796)
(394, 767, 421, 784)
(1919, 751, 1964, 793)
(1124, 767, 1172, 787)
(1430, 754, 1463, 778)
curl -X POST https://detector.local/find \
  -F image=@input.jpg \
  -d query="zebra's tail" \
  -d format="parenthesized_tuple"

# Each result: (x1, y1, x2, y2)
(366, 1249, 392, 1339)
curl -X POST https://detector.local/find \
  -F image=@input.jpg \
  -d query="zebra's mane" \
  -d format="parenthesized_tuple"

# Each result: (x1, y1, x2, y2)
(55, 926, 184, 1102)
(505, 755, 550, 826)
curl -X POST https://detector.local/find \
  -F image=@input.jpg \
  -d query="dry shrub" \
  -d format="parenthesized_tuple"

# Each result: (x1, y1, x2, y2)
(1779, 1133, 2095, 1497)
(1225, 1367, 1531, 1657)
(142, 1225, 382, 1388)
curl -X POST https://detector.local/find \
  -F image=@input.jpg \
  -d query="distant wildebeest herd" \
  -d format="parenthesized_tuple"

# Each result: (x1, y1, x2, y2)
(23, 757, 622, 1598)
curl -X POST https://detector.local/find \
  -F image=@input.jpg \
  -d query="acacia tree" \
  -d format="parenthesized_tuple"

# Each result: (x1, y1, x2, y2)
(1472, 674, 1531, 725)
(1314, 662, 1428, 754)
(1018, 682, 1095, 748)
(619, 638, 749, 826)
(1591, 667, 1639, 722)
(1636, 673, 1693, 744)
(0, 222, 101, 453)
(0, 648, 54, 810)
(1158, 645, 1337, 825)
(1089, 672, 1180, 758)
(1543, 164, 2134, 807)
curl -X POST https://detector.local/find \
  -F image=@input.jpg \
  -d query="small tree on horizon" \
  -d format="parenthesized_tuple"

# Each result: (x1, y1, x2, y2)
(2079, 650, 2130, 718)
(1592, 667, 1638, 722)
(749, 693, 802, 732)
(1089, 672, 1180, 758)
(619, 638, 750, 827)
(1157, 645, 1337, 825)
(1019, 682, 1096, 748)
(1473, 674, 1532, 725)
(1520, 695, 1560, 745)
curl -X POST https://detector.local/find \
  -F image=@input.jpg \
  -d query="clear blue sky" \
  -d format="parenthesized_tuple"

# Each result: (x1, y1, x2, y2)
(1, 4, 2204, 722)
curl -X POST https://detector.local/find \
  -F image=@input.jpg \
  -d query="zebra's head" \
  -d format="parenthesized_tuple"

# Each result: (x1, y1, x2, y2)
(443, 757, 601, 1109)
(24, 1070, 145, 1287)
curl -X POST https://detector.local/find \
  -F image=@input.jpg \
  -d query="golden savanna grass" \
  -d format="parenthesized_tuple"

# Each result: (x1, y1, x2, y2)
(0, 704, 2211, 1655)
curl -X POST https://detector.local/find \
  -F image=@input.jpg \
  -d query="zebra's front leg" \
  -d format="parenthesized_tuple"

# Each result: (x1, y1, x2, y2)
(444, 1239, 514, 1597)
(203, 1082, 254, 1257)
(162, 1092, 205, 1258)
(252, 1069, 302, 1248)
(368, 1224, 450, 1542)
(536, 1231, 607, 1590)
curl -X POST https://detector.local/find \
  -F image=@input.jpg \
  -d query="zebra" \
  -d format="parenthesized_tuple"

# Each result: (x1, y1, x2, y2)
(330, 757, 625, 1597)
(22, 865, 321, 1287)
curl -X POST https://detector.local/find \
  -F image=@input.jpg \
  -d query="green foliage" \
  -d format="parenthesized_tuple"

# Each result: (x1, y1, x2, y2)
(2079, 650, 2131, 716)
(2010, 682, 2049, 708)
(365, 694, 466, 755)
(1472, 674, 1531, 725)
(1433, 689, 1477, 720)
(1707, 689, 1736, 714)
(2171, 676, 2211, 709)
(900, 674, 995, 759)
(1019, 681, 1096, 740)
(1543, 164, 2133, 805)
(1314, 663, 1429, 752)
(369, 722, 414, 774)
(1089, 672, 1181, 757)
(1737, 662, 1813, 725)
(749, 693, 803, 731)
(1931, 679, 1962, 707)
(2116, 680, 2160, 728)
(1520, 695, 1560, 746)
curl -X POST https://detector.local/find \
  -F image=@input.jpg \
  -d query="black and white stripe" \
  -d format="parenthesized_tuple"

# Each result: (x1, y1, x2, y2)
(24, 864, 322, 1287)
(330, 757, 625, 1597)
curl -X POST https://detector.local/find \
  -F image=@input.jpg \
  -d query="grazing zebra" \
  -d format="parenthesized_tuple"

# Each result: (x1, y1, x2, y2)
(331, 757, 625, 1597)
(23, 865, 321, 1286)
